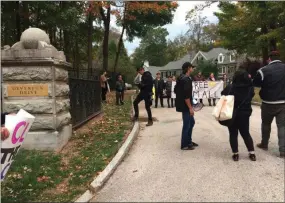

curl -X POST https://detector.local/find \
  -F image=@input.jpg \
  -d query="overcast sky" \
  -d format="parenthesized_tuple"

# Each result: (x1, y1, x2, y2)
(110, 1, 220, 56)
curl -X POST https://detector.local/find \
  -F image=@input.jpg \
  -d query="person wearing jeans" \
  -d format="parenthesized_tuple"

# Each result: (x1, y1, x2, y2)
(175, 62, 198, 150)
(253, 51, 285, 158)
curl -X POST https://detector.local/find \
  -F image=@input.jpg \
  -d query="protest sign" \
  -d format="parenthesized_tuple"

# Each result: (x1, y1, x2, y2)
(1, 109, 35, 181)
(192, 81, 224, 99)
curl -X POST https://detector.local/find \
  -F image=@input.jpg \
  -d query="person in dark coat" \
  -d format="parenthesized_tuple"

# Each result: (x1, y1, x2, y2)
(165, 75, 173, 108)
(194, 71, 205, 104)
(253, 51, 285, 158)
(208, 73, 216, 106)
(133, 67, 154, 126)
(221, 69, 256, 161)
(153, 72, 165, 108)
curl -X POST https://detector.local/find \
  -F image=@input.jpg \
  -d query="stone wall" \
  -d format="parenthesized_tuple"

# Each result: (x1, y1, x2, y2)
(1, 28, 72, 151)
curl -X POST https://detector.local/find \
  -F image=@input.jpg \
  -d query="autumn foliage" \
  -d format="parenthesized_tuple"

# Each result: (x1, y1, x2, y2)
(87, 1, 178, 21)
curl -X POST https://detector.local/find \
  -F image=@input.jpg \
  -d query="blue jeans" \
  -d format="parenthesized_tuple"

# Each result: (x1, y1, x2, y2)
(181, 111, 195, 148)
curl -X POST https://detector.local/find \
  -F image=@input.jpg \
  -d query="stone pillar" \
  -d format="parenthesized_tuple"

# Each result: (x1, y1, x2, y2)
(1, 28, 72, 151)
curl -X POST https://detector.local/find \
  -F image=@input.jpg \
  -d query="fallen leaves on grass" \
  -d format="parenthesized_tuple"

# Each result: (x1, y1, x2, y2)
(37, 176, 50, 182)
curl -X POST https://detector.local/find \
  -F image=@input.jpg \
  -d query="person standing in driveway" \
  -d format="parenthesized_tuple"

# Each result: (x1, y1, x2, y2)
(208, 73, 216, 106)
(194, 71, 205, 104)
(132, 67, 154, 126)
(175, 62, 198, 150)
(165, 76, 173, 108)
(253, 51, 285, 158)
(154, 72, 165, 108)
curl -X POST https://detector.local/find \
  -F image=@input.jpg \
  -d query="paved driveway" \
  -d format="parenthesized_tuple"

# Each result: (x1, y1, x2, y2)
(91, 103, 284, 202)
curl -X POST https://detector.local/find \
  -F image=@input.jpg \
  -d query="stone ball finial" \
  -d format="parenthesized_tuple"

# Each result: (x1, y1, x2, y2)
(20, 28, 50, 49)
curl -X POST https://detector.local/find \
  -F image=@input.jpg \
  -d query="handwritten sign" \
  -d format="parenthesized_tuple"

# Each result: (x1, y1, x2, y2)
(1, 109, 35, 181)
(7, 84, 49, 97)
(192, 81, 224, 99)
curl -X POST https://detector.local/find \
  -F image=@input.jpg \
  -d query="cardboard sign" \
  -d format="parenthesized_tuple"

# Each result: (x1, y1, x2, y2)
(1, 109, 35, 181)
(7, 84, 49, 97)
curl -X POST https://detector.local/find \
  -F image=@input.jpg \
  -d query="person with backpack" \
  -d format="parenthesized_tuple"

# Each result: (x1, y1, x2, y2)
(253, 51, 285, 158)
(221, 70, 256, 161)
(175, 62, 198, 150)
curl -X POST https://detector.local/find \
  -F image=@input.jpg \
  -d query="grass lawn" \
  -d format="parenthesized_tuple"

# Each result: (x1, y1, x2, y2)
(1, 92, 134, 202)
(253, 87, 262, 103)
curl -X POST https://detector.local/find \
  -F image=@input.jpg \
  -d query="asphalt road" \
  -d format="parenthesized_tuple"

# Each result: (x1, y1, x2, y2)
(91, 102, 284, 202)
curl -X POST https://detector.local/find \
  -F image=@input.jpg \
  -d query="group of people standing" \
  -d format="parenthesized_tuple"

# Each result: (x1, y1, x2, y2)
(153, 72, 176, 108)
(133, 50, 285, 161)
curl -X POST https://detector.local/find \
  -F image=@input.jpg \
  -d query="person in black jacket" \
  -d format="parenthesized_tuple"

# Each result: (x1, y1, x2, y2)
(253, 51, 285, 158)
(153, 72, 165, 108)
(175, 62, 198, 150)
(133, 67, 154, 126)
(222, 70, 256, 161)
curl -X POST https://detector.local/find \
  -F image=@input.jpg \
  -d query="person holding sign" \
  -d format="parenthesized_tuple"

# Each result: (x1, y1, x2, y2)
(194, 71, 205, 105)
(208, 73, 217, 106)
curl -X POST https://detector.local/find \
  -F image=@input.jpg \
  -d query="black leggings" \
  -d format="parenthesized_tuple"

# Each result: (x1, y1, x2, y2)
(101, 87, 107, 101)
(133, 93, 152, 121)
(228, 113, 255, 153)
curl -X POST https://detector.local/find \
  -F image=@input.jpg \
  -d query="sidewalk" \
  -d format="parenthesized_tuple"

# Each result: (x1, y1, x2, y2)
(91, 103, 284, 202)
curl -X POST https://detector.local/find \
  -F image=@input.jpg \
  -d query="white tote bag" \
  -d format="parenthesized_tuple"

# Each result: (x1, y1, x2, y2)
(212, 96, 226, 120)
(212, 95, 235, 121)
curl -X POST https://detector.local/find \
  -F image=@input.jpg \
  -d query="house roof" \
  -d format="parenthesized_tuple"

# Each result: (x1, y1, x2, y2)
(159, 54, 191, 71)
(147, 66, 161, 77)
(191, 47, 236, 65)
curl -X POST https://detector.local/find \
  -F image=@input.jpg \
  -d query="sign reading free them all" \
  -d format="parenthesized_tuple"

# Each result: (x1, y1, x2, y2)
(7, 84, 49, 97)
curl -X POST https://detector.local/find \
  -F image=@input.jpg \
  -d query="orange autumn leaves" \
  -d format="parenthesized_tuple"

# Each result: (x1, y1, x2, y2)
(87, 1, 178, 22)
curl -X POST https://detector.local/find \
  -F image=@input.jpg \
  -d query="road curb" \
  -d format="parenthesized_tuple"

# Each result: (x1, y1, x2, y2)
(74, 96, 139, 203)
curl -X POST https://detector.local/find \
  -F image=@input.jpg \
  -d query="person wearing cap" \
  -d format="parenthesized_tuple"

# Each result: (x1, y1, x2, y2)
(132, 66, 154, 126)
(253, 51, 285, 158)
(175, 62, 198, 150)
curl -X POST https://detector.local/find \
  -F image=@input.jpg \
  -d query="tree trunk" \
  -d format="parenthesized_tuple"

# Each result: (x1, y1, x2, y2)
(87, 4, 93, 74)
(261, 23, 268, 66)
(22, 2, 30, 30)
(113, 25, 125, 73)
(101, 6, 111, 71)
(113, 3, 127, 73)
(16, 1, 21, 41)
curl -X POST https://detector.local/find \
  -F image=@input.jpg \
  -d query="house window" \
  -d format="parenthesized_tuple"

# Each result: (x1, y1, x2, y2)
(218, 53, 224, 63)
(219, 66, 227, 74)
(173, 71, 176, 76)
(230, 54, 235, 62)
(161, 72, 164, 78)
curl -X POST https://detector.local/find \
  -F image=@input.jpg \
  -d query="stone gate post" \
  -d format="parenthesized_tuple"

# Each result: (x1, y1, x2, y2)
(1, 28, 72, 151)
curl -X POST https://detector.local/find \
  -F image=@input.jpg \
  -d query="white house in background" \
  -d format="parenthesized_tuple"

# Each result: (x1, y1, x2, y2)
(191, 47, 238, 79)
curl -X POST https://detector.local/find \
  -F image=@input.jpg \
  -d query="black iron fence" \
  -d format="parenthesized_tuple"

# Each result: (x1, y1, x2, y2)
(68, 68, 102, 128)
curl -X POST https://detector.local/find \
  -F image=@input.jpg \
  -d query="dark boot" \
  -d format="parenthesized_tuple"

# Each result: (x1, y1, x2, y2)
(249, 153, 256, 161)
(280, 152, 285, 158)
(232, 154, 239, 161)
(256, 143, 268, 150)
(146, 120, 153, 126)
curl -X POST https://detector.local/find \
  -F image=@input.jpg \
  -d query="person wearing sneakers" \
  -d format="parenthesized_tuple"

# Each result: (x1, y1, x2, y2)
(175, 62, 198, 150)
(222, 70, 256, 161)
(133, 67, 154, 126)
(253, 51, 285, 158)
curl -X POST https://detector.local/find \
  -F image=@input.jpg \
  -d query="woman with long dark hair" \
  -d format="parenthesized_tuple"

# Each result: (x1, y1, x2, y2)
(221, 69, 256, 161)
